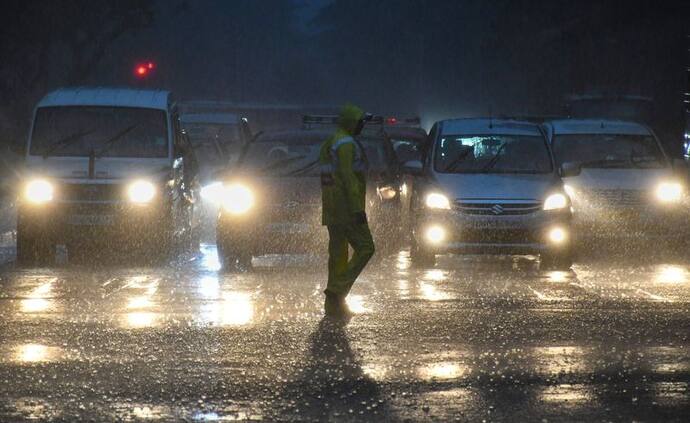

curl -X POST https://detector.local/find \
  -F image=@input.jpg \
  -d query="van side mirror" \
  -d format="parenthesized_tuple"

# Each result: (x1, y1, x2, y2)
(559, 162, 581, 177)
(402, 160, 423, 175)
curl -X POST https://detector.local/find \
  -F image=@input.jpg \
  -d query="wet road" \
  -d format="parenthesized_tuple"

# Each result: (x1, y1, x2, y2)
(1, 244, 689, 422)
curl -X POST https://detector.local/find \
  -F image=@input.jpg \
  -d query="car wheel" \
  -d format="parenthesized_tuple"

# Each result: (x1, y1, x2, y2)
(410, 238, 435, 267)
(540, 251, 573, 270)
(217, 236, 252, 271)
(16, 218, 54, 267)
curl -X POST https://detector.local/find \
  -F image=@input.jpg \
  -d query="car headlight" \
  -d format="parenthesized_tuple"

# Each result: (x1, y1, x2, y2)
(543, 193, 568, 211)
(200, 181, 224, 203)
(378, 185, 398, 200)
(656, 181, 683, 203)
(128, 180, 156, 204)
(221, 183, 254, 214)
(25, 179, 54, 204)
(425, 192, 451, 210)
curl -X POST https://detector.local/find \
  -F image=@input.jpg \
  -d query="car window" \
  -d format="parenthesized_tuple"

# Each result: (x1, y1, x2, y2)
(435, 134, 553, 174)
(552, 134, 667, 168)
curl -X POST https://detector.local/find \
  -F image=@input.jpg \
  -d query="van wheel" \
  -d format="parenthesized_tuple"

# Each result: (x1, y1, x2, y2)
(540, 251, 573, 270)
(16, 224, 54, 267)
(410, 239, 435, 267)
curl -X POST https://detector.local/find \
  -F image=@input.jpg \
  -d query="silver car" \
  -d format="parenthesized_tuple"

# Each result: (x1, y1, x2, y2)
(404, 118, 574, 269)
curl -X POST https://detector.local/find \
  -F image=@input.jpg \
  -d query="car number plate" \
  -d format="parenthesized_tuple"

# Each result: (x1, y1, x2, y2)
(611, 209, 640, 221)
(68, 214, 115, 226)
(267, 222, 312, 234)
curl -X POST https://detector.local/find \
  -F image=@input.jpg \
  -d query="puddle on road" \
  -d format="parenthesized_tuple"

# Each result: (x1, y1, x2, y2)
(199, 292, 255, 326)
(0, 343, 67, 363)
(417, 361, 470, 380)
(654, 265, 687, 284)
(531, 346, 589, 375)
(539, 384, 595, 406)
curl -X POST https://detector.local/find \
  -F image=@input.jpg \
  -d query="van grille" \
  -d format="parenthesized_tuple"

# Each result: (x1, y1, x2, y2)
(455, 201, 542, 216)
(58, 183, 124, 202)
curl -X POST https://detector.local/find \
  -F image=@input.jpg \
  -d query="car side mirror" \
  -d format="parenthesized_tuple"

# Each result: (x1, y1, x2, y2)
(402, 160, 423, 175)
(559, 162, 581, 177)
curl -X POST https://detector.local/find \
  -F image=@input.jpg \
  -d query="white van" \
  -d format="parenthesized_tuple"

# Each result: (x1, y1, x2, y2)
(543, 119, 687, 241)
(18, 87, 200, 265)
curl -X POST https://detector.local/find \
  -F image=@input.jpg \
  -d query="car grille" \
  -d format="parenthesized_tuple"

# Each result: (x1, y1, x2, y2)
(589, 189, 644, 206)
(455, 201, 542, 216)
(58, 183, 124, 202)
(460, 228, 538, 243)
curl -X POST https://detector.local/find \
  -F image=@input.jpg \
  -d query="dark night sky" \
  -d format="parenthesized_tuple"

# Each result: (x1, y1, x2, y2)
(2, 0, 689, 144)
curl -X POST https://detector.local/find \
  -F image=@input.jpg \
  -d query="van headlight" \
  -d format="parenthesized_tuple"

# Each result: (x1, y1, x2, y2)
(221, 183, 255, 215)
(655, 181, 683, 203)
(25, 179, 54, 204)
(127, 180, 156, 204)
(425, 193, 451, 210)
(543, 193, 568, 211)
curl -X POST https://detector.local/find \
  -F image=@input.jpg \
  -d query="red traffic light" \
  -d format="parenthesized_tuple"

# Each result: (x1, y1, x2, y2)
(134, 61, 155, 78)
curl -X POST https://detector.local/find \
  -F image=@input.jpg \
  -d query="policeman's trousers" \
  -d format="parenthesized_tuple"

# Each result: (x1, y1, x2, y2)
(325, 223, 375, 297)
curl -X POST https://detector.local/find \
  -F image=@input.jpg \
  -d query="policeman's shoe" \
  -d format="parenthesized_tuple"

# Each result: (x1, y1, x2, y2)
(324, 293, 353, 319)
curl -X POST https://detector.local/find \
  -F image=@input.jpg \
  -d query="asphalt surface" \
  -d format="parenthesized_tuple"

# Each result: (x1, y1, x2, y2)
(1, 241, 689, 422)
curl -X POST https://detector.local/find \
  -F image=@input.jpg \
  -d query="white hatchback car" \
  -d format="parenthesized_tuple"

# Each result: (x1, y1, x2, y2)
(405, 118, 574, 269)
(543, 119, 687, 241)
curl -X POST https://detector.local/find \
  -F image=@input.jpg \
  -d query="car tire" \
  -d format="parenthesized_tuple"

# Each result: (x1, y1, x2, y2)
(16, 217, 54, 267)
(410, 239, 436, 267)
(217, 236, 252, 271)
(540, 251, 573, 270)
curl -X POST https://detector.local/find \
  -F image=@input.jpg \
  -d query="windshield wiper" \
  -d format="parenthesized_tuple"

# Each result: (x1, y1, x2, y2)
(481, 143, 507, 172)
(444, 148, 474, 172)
(285, 159, 319, 176)
(579, 158, 627, 168)
(94, 124, 139, 158)
(630, 154, 661, 168)
(42, 128, 97, 158)
(261, 155, 306, 173)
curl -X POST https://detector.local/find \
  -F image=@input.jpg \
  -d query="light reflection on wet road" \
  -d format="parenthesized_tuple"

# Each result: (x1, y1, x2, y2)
(0, 245, 689, 421)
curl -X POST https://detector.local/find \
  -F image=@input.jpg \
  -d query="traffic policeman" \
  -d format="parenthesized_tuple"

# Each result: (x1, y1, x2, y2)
(319, 104, 375, 316)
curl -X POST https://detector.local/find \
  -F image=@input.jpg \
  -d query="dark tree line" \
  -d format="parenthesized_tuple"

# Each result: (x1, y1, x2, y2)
(0, 0, 154, 146)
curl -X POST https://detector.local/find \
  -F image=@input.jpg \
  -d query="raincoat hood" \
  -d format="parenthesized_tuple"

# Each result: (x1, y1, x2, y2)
(338, 104, 364, 135)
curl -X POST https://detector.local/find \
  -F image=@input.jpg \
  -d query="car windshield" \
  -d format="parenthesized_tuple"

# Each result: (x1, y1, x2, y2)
(358, 136, 391, 173)
(243, 132, 324, 177)
(243, 132, 390, 176)
(391, 137, 425, 163)
(184, 122, 242, 166)
(435, 134, 552, 174)
(552, 134, 667, 168)
(30, 106, 168, 158)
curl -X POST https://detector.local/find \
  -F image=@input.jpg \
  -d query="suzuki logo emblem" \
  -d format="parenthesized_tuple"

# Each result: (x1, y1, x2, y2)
(491, 204, 504, 215)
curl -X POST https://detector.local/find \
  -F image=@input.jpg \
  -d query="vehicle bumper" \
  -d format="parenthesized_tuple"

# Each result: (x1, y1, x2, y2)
(18, 201, 168, 243)
(217, 211, 326, 255)
(413, 209, 571, 255)
(573, 206, 690, 239)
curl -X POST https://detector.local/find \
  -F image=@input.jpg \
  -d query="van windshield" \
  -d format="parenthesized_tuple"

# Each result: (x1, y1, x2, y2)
(30, 106, 168, 158)
(552, 134, 667, 169)
(435, 134, 553, 174)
